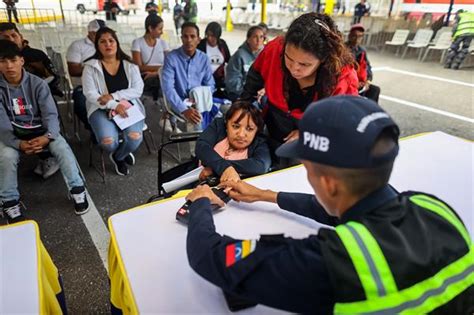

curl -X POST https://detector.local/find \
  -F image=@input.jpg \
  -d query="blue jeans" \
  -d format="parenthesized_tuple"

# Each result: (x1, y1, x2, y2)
(0, 136, 84, 203)
(88, 110, 144, 161)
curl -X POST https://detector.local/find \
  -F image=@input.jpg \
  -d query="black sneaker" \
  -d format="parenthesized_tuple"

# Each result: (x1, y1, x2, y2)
(124, 153, 136, 166)
(70, 186, 90, 215)
(2, 200, 26, 224)
(109, 152, 129, 176)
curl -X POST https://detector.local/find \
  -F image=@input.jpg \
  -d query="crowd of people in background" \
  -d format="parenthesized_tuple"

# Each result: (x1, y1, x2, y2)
(0, 8, 387, 223)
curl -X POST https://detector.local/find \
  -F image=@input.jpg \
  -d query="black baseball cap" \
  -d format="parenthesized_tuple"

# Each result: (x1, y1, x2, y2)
(276, 95, 400, 168)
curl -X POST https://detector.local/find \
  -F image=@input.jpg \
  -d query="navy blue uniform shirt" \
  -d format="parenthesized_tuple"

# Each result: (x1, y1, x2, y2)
(186, 185, 398, 313)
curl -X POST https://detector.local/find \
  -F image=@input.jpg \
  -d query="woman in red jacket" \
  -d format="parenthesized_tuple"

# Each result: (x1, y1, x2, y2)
(241, 13, 358, 161)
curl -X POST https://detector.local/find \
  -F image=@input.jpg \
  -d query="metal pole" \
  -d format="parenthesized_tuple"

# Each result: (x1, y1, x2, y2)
(261, 0, 267, 24)
(30, 0, 37, 23)
(59, 0, 66, 25)
(445, 0, 454, 26)
(388, 0, 394, 17)
(226, 0, 233, 32)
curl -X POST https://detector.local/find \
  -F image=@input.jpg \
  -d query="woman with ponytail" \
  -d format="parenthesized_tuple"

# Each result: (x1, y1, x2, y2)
(241, 13, 358, 162)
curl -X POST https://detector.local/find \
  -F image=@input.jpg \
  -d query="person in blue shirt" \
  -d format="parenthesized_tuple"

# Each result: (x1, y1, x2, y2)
(162, 22, 215, 126)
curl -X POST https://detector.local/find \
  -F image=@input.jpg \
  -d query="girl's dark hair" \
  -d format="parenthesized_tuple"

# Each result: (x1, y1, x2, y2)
(86, 27, 133, 63)
(225, 101, 264, 132)
(246, 25, 264, 39)
(145, 13, 163, 33)
(282, 12, 354, 99)
(205, 22, 222, 39)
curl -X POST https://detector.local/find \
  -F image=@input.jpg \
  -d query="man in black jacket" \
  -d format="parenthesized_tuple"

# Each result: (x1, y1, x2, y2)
(184, 95, 473, 314)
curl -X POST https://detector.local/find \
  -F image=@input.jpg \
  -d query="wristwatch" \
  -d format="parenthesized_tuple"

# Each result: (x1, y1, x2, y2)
(46, 132, 55, 141)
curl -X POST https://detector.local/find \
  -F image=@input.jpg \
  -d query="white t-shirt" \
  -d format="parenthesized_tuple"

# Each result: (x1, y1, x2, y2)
(66, 37, 96, 87)
(131, 37, 169, 66)
(206, 43, 224, 74)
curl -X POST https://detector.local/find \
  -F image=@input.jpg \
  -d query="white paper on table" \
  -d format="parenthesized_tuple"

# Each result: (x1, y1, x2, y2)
(162, 166, 203, 193)
(112, 106, 145, 130)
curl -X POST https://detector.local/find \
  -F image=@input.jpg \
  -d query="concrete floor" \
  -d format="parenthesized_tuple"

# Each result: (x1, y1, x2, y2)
(1, 18, 473, 314)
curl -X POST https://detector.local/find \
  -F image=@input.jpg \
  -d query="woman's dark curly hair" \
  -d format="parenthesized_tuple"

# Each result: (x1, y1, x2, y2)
(85, 27, 133, 63)
(282, 13, 354, 100)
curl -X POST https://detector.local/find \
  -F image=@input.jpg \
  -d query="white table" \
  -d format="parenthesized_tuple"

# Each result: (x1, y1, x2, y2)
(108, 131, 473, 313)
(0, 221, 63, 314)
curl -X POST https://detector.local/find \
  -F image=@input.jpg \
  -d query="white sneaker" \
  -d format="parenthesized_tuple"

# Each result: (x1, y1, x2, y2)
(33, 160, 43, 176)
(42, 157, 60, 179)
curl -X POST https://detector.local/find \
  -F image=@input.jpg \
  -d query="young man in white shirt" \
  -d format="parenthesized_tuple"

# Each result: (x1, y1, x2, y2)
(66, 19, 106, 131)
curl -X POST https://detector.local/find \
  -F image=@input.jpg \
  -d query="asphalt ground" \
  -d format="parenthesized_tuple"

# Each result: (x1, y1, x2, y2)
(1, 20, 473, 314)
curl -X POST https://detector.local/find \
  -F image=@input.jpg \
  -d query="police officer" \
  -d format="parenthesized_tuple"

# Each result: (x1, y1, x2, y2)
(185, 95, 473, 314)
(445, 9, 474, 70)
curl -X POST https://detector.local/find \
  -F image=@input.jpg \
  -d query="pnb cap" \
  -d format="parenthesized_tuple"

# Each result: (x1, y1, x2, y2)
(276, 95, 400, 168)
(88, 19, 106, 32)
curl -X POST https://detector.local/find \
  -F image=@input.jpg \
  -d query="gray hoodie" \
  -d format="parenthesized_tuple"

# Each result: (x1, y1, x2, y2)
(225, 42, 261, 101)
(0, 70, 59, 149)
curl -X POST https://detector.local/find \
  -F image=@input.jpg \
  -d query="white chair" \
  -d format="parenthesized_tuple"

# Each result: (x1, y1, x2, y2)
(383, 29, 410, 55)
(157, 68, 201, 161)
(365, 18, 386, 48)
(402, 29, 434, 60)
(429, 26, 452, 46)
(421, 32, 452, 63)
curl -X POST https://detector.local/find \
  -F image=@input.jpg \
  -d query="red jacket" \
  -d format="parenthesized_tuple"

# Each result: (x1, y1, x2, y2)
(244, 37, 359, 120)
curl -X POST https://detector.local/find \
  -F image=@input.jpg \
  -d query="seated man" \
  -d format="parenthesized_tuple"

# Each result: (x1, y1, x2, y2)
(0, 22, 61, 178)
(0, 40, 89, 223)
(0, 22, 62, 97)
(346, 24, 380, 103)
(184, 95, 472, 313)
(66, 19, 105, 131)
(162, 22, 215, 130)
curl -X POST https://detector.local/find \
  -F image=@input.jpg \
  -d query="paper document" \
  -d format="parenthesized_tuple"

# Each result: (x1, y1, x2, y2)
(113, 106, 145, 130)
(162, 166, 203, 193)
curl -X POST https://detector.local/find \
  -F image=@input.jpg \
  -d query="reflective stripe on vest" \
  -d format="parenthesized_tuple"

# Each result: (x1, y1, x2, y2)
(334, 194, 474, 314)
(336, 222, 397, 299)
(454, 12, 474, 39)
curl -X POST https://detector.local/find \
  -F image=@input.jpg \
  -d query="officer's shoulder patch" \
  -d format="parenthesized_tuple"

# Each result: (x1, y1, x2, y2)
(225, 240, 257, 267)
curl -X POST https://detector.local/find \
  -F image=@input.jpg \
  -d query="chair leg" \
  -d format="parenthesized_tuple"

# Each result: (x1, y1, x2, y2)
(401, 46, 408, 58)
(421, 48, 430, 62)
(89, 138, 106, 183)
(144, 131, 152, 154)
(148, 129, 157, 152)
(440, 50, 447, 64)
(99, 149, 106, 184)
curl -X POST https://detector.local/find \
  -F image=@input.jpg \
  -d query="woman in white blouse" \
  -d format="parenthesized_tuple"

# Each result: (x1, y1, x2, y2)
(82, 27, 145, 176)
(132, 14, 170, 99)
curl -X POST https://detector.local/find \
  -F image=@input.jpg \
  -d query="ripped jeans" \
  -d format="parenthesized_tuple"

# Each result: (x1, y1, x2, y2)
(89, 109, 144, 161)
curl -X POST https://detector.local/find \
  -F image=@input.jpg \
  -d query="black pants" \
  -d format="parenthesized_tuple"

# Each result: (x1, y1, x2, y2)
(444, 35, 473, 70)
(361, 84, 381, 103)
(7, 6, 19, 23)
(72, 86, 92, 130)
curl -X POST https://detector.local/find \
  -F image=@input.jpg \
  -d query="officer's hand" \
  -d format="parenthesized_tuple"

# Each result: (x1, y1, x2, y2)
(220, 180, 277, 203)
(186, 184, 225, 208)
